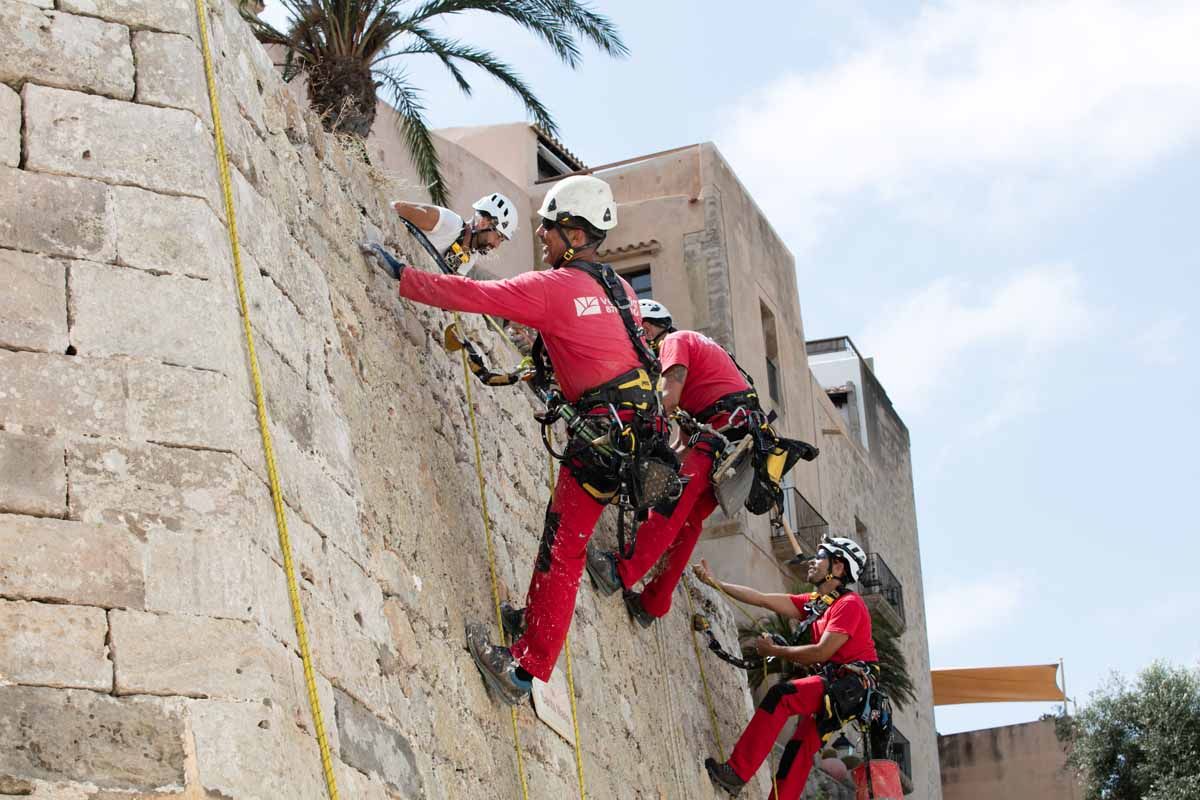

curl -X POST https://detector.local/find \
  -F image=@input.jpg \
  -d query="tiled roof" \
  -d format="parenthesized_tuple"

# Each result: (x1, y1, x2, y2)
(532, 125, 586, 171)
(598, 239, 660, 260)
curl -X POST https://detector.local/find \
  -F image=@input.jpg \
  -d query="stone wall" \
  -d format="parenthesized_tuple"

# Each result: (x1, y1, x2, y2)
(0, 2, 765, 798)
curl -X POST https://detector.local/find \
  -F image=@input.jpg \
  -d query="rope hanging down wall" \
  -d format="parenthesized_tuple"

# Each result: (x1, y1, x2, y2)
(192, 1, 340, 798)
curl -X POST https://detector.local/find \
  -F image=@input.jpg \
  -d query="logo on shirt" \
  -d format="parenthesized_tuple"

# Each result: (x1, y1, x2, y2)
(574, 296, 616, 317)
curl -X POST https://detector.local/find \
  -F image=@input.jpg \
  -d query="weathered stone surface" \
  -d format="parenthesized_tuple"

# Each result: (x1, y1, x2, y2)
(132, 31, 208, 122)
(58, 0, 197, 38)
(0, 686, 185, 790)
(0, 599, 111, 690)
(0, 249, 68, 353)
(0, 515, 143, 608)
(0, 5, 134, 99)
(271, 422, 363, 562)
(0, 83, 18, 167)
(110, 185, 231, 281)
(125, 360, 259, 455)
(110, 610, 288, 700)
(0, 167, 114, 260)
(23, 85, 218, 207)
(383, 598, 421, 671)
(0, 430, 66, 517)
(0, 351, 127, 439)
(190, 699, 326, 800)
(334, 688, 423, 798)
(69, 261, 243, 375)
(70, 440, 262, 537)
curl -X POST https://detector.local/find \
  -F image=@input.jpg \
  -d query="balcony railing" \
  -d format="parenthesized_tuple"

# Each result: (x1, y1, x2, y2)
(860, 553, 905, 629)
(770, 487, 828, 566)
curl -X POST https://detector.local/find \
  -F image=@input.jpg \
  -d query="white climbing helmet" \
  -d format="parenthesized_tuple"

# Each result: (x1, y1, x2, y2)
(818, 535, 867, 583)
(472, 192, 518, 239)
(638, 299, 673, 328)
(537, 175, 617, 232)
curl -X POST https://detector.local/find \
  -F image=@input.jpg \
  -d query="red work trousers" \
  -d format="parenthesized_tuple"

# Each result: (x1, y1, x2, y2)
(615, 445, 717, 617)
(508, 465, 606, 681)
(728, 675, 827, 800)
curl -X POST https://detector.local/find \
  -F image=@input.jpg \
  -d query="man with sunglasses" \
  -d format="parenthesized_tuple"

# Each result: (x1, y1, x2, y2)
(367, 174, 663, 704)
(389, 192, 518, 274)
(695, 535, 876, 799)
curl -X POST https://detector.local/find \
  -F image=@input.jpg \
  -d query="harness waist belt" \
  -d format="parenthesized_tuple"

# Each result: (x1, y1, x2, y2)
(695, 388, 759, 424)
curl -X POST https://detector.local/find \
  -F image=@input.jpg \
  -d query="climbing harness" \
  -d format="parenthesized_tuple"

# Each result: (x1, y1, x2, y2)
(193, 3, 339, 797)
(399, 216, 470, 274)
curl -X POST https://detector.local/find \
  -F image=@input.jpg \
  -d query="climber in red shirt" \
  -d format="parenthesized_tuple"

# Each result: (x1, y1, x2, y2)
(364, 175, 664, 705)
(695, 536, 876, 800)
(584, 306, 754, 625)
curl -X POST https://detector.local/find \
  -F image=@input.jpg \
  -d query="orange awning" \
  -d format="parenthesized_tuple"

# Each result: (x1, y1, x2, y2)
(932, 664, 1065, 706)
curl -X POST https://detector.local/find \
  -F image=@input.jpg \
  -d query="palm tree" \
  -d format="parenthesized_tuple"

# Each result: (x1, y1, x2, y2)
(240, 1, 626, 205)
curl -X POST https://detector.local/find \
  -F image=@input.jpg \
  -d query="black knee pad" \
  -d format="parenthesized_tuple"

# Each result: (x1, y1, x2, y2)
(535, 510, 561, 573)
(760, 681, 799, 713)
(776, 739, 803, 780)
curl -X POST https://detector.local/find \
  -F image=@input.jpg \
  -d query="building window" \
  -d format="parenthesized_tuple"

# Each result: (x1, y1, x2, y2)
(760, 301, 781, 406)
(890, 727, 912, 779)
(622, 267, 653, 300)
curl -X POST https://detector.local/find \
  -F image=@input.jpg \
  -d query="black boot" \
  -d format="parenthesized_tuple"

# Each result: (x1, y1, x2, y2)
(705, 757, 746, 797)
(499, 601, 526, 640)
(623, 591, 656, 629)
(584, 543, 623, 596)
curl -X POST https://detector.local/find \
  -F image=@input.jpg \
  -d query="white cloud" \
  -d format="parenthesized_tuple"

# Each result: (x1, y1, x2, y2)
(1131, 313, 1187, 366)
(719, 1, 1200, 243)
(927, 572, 1029, 653)
(860, 264, 1091, 412)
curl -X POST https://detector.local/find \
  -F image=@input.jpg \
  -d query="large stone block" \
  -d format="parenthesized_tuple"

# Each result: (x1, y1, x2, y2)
(271, 422, 363, 562)
(110, 185, 231, 282)
(69, 439, 264, 537)
(69, 261, 243, 375)
(190, 699, 327, 800)
(23, 85, 218, 208)
(0, 167, 115, 261)
(334, 688, 423, 798)
(110, 609, 289, 700)
(0, 249, 68, 353)
(0, 599, 111, 690)
(0, 5, 135, 100)
(58, 0, 197, 38)
(0, 514, 144, 608)
(0, 430, 66, 517)
(0, 686, 185, 790)
(0, 83, 18, 167)
(0, 351, 127, 439)
(125, 359, 260, 455)
(132, 30, 209, 122)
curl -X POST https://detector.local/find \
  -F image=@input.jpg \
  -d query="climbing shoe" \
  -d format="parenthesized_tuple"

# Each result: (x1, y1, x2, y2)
(584, 543, 623, 596)
(359, 241, 405, 280)
(705, 758, 746, 797)
(623, 591, 656, 629)
(499, 601, 526, 640)
(466, 622, 531, 706)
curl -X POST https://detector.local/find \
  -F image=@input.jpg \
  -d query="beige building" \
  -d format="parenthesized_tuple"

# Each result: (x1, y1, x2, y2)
(939, 719, 1082, 800)
(442, 126, 942, 799)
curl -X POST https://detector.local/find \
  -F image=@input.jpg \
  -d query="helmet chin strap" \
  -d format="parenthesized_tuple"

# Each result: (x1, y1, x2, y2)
(551, 225, 577, 268)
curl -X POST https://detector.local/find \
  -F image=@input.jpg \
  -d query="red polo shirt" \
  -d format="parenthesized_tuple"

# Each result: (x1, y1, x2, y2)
(790, 591, 878, 664)
(658, 330, 750, 416)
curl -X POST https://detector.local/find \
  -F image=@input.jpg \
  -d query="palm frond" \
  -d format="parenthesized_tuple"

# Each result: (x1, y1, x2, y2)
(375, 67, 448, 205)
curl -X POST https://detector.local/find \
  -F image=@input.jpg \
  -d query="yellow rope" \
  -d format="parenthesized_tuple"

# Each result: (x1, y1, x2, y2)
(192, 3, 339, 798)
(457, 321, 529, 800)
(683, 580, 724, 760)
(546, 446, 588, 799)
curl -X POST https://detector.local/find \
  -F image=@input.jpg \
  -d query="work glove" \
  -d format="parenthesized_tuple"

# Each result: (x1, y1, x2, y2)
(360, 242, 406, 280)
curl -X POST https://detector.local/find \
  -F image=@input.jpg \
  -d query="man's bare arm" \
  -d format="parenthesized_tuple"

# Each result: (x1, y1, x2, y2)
(392, 201, 441, 231)
(692, 559, 803, 619)
(661, 364, 687, 414)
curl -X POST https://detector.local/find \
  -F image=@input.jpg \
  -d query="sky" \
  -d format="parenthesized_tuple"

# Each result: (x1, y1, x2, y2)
(263, 1, 1200, 735)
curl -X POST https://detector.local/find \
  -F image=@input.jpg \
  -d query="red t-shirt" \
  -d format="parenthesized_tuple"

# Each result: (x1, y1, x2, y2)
(658, 330, 750, 416)
(789, 591, 878, 664)
(398, 266, 644, 402)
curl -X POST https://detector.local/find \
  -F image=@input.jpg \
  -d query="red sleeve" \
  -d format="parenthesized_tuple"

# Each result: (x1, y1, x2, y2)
(822, 595, 867, 638)
(659, 331, 691, 373)
(789, 594, 810, 615)
(398, 268, 549, 330)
